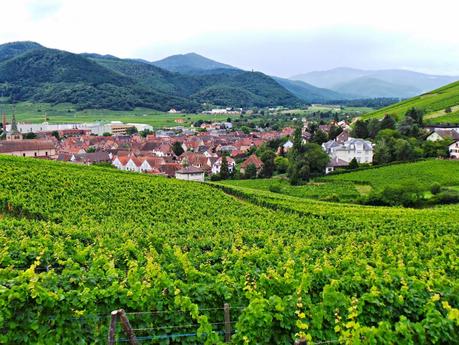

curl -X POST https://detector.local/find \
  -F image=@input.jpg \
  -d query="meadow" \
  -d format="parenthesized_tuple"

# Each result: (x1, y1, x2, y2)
(1, 156, 458, 344)
(0, 102, 239, 128)
(323, 159, 459, 191)
(217, 178, 362, 202)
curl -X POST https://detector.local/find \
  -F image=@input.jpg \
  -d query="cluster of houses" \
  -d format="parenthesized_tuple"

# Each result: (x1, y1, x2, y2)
(3, 111, 459, 181)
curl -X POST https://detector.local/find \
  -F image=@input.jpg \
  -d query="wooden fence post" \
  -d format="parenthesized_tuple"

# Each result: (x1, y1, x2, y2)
(108, 310, 118, 345)
(118, 309, 138, 345)
(223, 303, 232, 343)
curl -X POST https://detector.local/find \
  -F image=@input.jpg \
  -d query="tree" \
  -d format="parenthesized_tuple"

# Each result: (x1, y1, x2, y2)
(328, 125, 343, 141)
(292, 127, 303, 152)
(367, 118, 380, 138)
(172, 142, 184, 156)
(244, 163, 257, 179)
(445, 106, 452, 113)
(380, 115, 396, 130)
(51, 130, 60, 140)
(126, 126, 138, 135)
(102, 132, 112, 137)
(274, 156, 289, 174)
(405, 107, 424, 125)
(24, 132, 37, 139)
(311, 130, 328, 145)
(352, 120, 369, 138)
(139, 129, 153, 137)
(260, 150, 276, 178)
(86, 147, 96, 153)
(220, 156, 230, 179)
(398, 116, 420, 137)
(287, 143, 329, 184)
(348, 158, 359, 170)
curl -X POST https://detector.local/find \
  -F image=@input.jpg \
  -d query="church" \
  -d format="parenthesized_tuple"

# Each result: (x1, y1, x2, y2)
(0, 113, 56, 158)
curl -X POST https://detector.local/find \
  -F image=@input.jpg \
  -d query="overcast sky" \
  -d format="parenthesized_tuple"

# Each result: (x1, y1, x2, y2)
(3, 0, 459, 77)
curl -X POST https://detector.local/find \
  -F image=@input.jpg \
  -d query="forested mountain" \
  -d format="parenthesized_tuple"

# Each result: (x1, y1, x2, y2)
(0, 41, 43, 62)
(152, 52, 237, 73)
(0, 42, 302, 111)
(152, 51, 352, 102)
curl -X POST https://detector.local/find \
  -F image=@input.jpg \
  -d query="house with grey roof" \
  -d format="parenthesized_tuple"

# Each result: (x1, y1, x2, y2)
(322, 137, 374, 165)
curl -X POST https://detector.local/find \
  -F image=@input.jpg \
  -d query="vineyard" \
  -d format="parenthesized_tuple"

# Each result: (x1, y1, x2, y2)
(323, 159, 459, 191)
(1, 156, 459, 344)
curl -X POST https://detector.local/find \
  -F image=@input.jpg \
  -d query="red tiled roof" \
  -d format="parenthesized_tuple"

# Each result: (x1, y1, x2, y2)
(0, 140, 55, 153)
(241, 154, 263, 169)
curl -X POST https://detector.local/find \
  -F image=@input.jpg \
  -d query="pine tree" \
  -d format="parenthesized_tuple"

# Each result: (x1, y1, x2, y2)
(220, 156, 230, 179)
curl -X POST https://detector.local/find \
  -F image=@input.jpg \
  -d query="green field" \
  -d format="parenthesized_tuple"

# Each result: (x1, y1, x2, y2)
(324, 159, 459, 191)
(281, 105, 373, 116)
(0, 102, 239, 128)
(1, 156, 459, 344)
(217, 178, 363, 202)
(361, 80, 459, 123)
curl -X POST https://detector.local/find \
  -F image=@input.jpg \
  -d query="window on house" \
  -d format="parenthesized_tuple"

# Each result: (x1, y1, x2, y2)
(45, 152, 48, 156)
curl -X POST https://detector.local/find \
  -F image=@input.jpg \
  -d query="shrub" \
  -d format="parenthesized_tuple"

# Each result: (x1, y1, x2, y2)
(269, 184, 282, 193)
(431, 190, 459, 205)
(210, 174, 221, 181)
(430, 182, 442, 195)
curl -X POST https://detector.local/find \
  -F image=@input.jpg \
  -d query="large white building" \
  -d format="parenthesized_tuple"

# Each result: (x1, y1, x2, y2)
(322, 137, 374, 164)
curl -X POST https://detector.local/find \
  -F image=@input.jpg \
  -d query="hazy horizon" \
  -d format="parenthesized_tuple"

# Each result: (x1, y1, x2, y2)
(3, 0, 459, 78)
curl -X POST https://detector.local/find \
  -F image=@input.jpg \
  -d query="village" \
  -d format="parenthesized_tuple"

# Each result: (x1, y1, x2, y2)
(1, 112, 458, 182)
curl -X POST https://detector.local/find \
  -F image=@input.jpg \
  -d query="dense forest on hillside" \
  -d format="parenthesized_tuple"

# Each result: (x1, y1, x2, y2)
(0, 42, 302, 111)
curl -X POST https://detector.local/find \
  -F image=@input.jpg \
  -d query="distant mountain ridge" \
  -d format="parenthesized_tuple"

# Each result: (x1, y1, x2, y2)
(152, 52, 352, 102)
(291, 67, 459, 98)
(0, 41, 303, 111)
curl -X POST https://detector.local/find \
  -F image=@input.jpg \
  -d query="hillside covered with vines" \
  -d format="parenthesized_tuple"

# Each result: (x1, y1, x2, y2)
(1, 156, 458, 344)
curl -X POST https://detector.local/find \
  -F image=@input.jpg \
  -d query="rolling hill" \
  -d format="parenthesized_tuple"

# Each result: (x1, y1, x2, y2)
(0, 41, 303, 111)
(292, 67, 459, 99)
(273, 77, 351, 102)
(361, 80, 459, 122)
(333, 76, 420, 98)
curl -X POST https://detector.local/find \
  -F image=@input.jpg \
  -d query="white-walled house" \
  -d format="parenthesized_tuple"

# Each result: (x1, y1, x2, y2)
(211, 157, 236, 174)
(175, 166, 205, 182)
(322, 137, 373, 164)
(124, 158, 142, 172)
(427, 129, 459, 142)
(283, 140, 294, 152)
(449, 141, 459, 159)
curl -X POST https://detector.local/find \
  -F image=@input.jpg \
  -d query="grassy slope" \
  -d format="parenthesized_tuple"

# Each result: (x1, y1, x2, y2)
(324, 159, 459, 190)
(361, 80, 459, 122)
(217, 178, 362, 202)
(0, 102, 238, 128)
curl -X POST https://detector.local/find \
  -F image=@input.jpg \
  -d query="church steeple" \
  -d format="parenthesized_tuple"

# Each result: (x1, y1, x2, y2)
(11, 113, 18, 133)
(2, 113, 6, 132)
